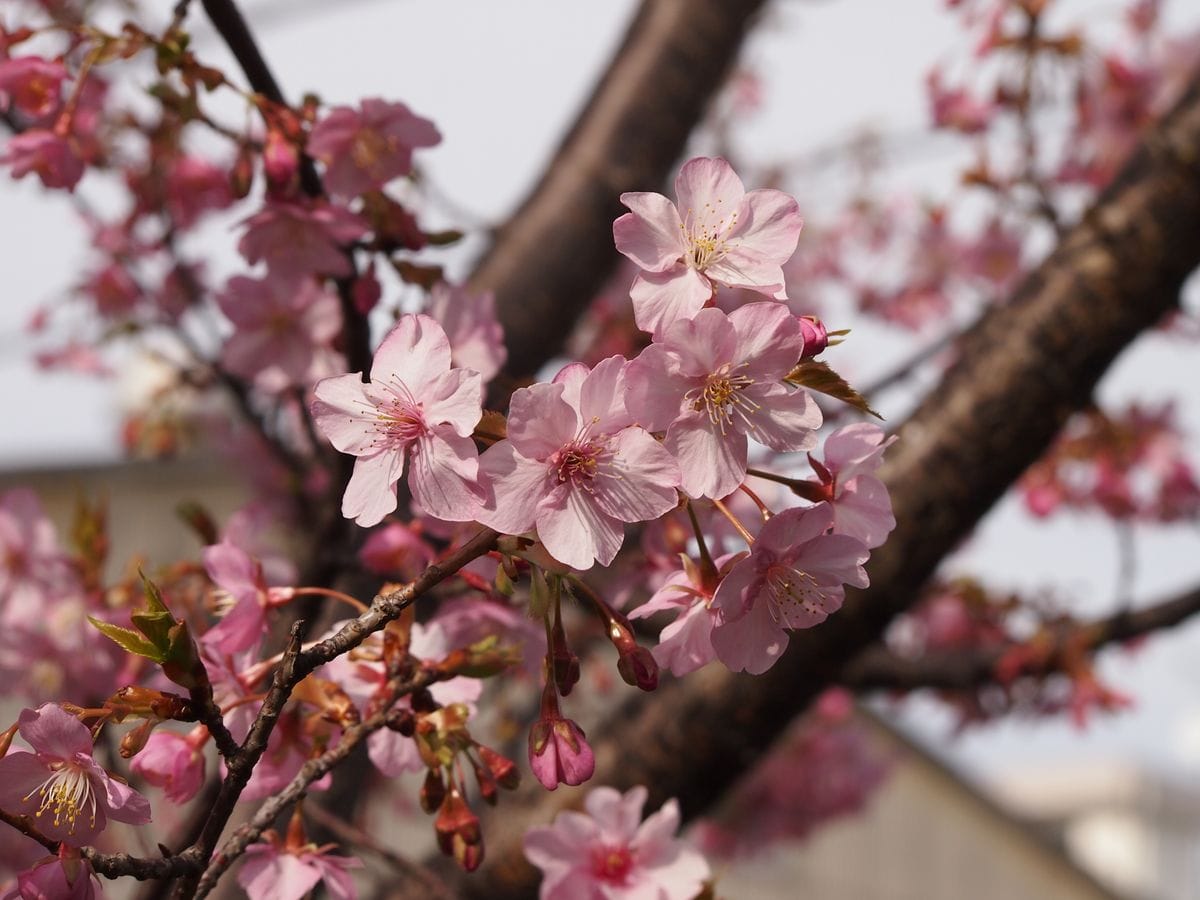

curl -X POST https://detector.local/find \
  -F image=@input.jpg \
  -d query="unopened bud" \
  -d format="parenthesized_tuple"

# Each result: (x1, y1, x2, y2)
(229, 144, 255, 199)
(420, 767, 446, 814)
(550, 616, 580, 696)
(263, 129, 299, 197)
(386, 708, 415, 736)
(120, 719, 158, 758)
(0, 722, 19, 758)
(478, 745, 520, 791)
(615, 641, 659, 692)
(798, 315, 829, 359)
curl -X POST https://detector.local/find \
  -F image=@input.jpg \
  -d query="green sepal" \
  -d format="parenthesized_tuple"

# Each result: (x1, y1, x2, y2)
(87, 617, 165, 663)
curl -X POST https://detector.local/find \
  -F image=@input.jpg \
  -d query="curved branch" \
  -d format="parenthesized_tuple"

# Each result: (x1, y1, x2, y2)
(471, 0, 770, 379)
(842, 582, 1200, 691)
(461, 66, 1200, 897)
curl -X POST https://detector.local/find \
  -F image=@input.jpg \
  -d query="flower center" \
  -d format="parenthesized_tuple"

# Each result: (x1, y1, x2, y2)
(764, 563, 827, 627)
(551, 438, 610, 491)
(681, 200, 739, 271)
(26, 761, 97, 834)
(350, 129, 398, 176)
(591, 844, 634, 884)
(685, 364, 758, 435)
(371, 378, 428, 448)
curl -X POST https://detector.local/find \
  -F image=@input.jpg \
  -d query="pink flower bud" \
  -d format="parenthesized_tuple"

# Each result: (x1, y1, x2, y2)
(798, 315, 829, 359)
(528, 715, 596, 791)
(263, 130, 299, 197)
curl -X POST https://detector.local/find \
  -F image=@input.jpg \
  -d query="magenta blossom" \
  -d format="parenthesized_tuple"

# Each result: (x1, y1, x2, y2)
(238, 201, 367, 278)
(524, 785, 710, 900)
(201, 540, 294, 655)
(216, 275, 342, 393)
(627, 302, 821, 499)
(307, 98, 440, 198)
(312, 314, 485, 526)
(711, 505, 869, 674)
(478, 356, 680, 570)
(528, 708, 595, 792)
(2, 129, 84, 190)
(0, 704, 151, 845)
(614, 156, 803, 336)
(0, 57, 66, 119)
(130, 729, 206, 804)
(237, 838, 360, 900)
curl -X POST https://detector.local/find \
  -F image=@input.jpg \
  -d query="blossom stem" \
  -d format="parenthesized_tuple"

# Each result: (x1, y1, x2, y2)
(291, 586, 369, 614)
(737, 484, 773, 521)
(712, 498, 756, 545)
(684, 500, 719, 582)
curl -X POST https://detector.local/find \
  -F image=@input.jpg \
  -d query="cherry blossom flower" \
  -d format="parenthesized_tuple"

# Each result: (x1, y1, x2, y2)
(161, 156, 233, 229)
(0, 56, 65, 119)
(201, 540, 294, 655)
(523, 785, 709, 900)
(0, 704, 151, 845)
(0, 488, 76, 627)
(307, 98, 440, 198)
(808, 423, 897, 549)
(627, 302, 821, 500)
(130, 729, 206, 804)
(4, 850, 103, 900)
(237, 837, 360, 900)
(710, 505, 869, 674)
(2, 129, 84, 190)
(477, 356, 680, 570)
(427, 281, 506, 382)
(614, 156, 803, 336)
(238, 202, 367, 278)
(216, 275, 342, 393)
(312, 314, 485, 526)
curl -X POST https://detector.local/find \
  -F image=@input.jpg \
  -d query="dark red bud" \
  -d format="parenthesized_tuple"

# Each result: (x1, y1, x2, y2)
(420, 768, 446, 814)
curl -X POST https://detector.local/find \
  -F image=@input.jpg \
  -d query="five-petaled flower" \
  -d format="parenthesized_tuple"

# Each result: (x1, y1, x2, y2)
(523, 785, 710, 900)
(710, 505, 869, 674)
(0, 704, 151, 846)
(627, 302, 821, 500)
(614, 156, 803, 336)
(312, 314, 485, 526)
(477, 356, 680, 570)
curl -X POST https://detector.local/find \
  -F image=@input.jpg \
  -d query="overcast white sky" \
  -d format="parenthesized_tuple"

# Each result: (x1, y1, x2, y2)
(3, 0, 1200, 786)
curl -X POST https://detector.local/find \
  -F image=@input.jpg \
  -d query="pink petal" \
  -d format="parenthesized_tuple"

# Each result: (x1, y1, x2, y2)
(674, 157, 745, 220)
(418, 368, 484, 437)
(711, 598, 788, 674)
(727, 302, 802, 379)
(579, 355, 633, 432)
(17, 704, 93, 759)
(408, 430, 483, 522)
(727, 187, 804, 266)
(625, 344, 688, 432)
(824, 423, 895, 481)
(367, 728, 422, 776)
(311, 375, 377, 455)
(536, 484, 623, 570)
(507, 381, 578, 459)
(476, 441, 547, 535)
(833, 475, 895, 549)
(756, 505, 833, 556)
(369, 314, 451, 392)
(589, 428, 679, 523)
(666, 415, 747, 500)
(614, 193, 685, 272)
(741, 383, 821, 453)
(630, 267, 713, 338)
(652, 602, 717, 677)
(341, 453, 405, 527)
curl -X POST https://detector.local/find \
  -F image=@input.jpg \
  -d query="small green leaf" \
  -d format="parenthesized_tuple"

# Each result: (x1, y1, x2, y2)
(785, 359, 883, 419)
(88, 617, 165, 662)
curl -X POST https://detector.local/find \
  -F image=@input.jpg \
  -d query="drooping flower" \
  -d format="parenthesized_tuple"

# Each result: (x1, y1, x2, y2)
(216, 275, 342, 393)
(477, 356, 680, 570)
(710, 505, 869, 674)
(312, 314, 485, 526)
(807, 423, 897, 549)
(237, 835, 360, 900)
(4, 849, 104, 900)
(523, 785, 710, 900)
(2, 129, 84, 190)
(0, 704, 151, 845)
(614, 156, 803, 336)
(307, 98, 440, 198)
(627, 302, 821, 500)
(527, 684, 595, 791)
(200, 540, 294, 655)
(130, 728, 206, 804)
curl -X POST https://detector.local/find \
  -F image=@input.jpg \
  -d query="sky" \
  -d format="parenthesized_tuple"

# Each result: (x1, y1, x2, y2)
(3, 0, 1200, 790)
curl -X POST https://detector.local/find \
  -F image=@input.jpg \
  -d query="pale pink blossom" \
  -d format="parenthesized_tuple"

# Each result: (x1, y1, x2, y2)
(358, 521, 435, 579)
(809, 423, 897, 549)
(237, 838, 359, 900)
(477, 357, 680, 570)
(428, 281, 506, 382)
(0, 57, 65, 119)
(711, 505, 869, 674)
(237, 712, 331, 803)
(0, 488, 76, 627)
(238, 202, 367, 278)
(627, 302, 821, 499)
(162, 156, 233, 229)
(2, 129, 84, 190)
(614, 156, 803, 336)
(201, 540, 294, 655)
(217, 275, 342, 393)
(312, 314, 485, 525)
(0, 704, 151, 845)
(523, 785, 709, 900)
(130, 729, 206, 804)
(307, 98, 440, 198)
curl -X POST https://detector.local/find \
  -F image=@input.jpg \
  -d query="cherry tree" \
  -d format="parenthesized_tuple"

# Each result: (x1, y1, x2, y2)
(1, 0, 1199, 898)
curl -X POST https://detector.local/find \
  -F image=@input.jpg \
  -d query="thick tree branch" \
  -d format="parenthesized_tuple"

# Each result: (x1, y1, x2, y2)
(471, 0, 770, 380)
(461, 67, 1200, 897)
(843, 582, 1200, 691)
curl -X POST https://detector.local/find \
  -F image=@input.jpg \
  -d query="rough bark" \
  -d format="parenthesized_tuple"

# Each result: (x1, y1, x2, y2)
(460, 68, 1200, 898)
(470, 0, 770, 381)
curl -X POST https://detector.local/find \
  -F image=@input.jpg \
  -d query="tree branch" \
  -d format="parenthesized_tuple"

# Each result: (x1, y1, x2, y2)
(842, 582, 1200, 691)
(460, 65, 1200, 898)
(471, 0, 770, 380)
